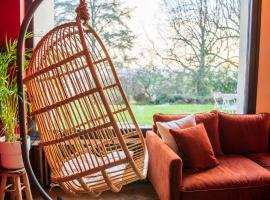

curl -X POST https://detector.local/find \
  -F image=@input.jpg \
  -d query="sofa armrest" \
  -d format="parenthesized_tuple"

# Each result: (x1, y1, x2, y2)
(146, 131, 182, 200)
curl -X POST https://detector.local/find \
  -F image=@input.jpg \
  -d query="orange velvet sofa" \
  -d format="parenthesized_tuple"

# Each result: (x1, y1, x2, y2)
(146, 111, 270, 200)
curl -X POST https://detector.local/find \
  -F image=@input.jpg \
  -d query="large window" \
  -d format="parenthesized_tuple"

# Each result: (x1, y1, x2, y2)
(34, 0, 248, 127)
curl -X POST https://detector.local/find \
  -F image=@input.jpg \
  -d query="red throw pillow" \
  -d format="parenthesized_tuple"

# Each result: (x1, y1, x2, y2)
(153, 110, 223, 155)
(170, 124, 219, 170)
(219, 112, 270, 154)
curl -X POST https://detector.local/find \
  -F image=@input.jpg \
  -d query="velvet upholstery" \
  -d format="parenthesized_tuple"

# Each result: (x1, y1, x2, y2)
(146, 113, 270, 200)
(153, 110, 223, 155)
(146, 131, 182, 200)
(248, 153, 270, 171)
(147, 112, 270, 200)
(170, 124, 219, 170)
(181, 185, 270, 200)
(182, 155, 270, 190)
(219, 112, 270, 154)
(181, 155, 270, 200)
(146, 132, 270, 200)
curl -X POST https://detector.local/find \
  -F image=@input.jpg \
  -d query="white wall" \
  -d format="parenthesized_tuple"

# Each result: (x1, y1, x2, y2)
(33, 0, 54, 45)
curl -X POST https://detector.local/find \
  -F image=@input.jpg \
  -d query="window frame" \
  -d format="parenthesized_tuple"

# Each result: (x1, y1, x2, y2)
(244, 0, 262, 114)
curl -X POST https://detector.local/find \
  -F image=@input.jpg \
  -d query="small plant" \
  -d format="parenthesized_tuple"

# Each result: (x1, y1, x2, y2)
(0, 95, 18, 142)
(0, 35, 32, 142)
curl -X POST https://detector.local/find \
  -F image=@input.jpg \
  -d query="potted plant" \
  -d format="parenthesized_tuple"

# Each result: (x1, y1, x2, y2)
(0, 37, 31, 169)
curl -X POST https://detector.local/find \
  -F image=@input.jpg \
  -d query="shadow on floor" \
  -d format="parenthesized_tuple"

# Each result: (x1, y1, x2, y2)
(32, 182, 159, 200)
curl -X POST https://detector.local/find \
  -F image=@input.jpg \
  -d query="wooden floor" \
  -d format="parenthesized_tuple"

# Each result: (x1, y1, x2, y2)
(32, 182, 159, 200)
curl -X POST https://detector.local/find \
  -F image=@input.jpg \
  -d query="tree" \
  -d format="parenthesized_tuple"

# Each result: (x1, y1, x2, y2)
(54, 0, 136, 67)
(130, 65, 166, 104)
(157, 0, 240, 96)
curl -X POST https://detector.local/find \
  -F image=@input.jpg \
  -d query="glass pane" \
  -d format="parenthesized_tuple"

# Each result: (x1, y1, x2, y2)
(52, 0, 243, 127)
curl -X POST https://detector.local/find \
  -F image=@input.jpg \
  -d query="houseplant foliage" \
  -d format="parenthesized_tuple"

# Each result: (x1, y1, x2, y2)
(0, 37, 19, 142)
(0, 35, 31, 169)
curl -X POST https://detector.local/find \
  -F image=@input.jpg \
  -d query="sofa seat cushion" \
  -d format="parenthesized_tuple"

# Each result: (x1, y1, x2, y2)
(248, 153, 270, 171)
(181, 155, 270, 192)
(180, 155, 270, 200)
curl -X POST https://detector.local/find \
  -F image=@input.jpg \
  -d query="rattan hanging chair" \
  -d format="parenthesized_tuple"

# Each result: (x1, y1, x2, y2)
(21, 0, 148, 196)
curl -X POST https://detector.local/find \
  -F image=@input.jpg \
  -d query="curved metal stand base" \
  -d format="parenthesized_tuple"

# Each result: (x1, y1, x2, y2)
(16, 0, 52, 199)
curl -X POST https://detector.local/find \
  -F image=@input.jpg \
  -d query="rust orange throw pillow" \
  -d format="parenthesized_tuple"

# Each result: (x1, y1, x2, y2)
(170, 124, 219, 170)
(153, 110, 223, 155)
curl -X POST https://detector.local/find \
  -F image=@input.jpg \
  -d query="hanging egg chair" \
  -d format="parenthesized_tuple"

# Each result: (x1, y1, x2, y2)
(17, 0, 148, 198)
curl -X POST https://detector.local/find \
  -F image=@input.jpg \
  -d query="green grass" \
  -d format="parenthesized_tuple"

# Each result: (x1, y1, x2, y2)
(130, 104, 214, 126)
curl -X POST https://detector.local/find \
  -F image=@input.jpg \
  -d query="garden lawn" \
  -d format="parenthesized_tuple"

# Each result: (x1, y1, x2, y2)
(130, 104, 214, 126)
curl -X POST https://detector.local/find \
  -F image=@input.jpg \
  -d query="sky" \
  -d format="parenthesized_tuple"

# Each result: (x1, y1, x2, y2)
(50, 0, 165, 66)
(125, 0, 165, 60)
(48, 0, 240, 69)
(128, 0, 162, 39)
